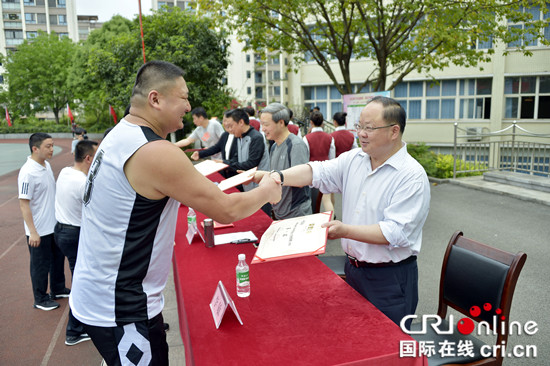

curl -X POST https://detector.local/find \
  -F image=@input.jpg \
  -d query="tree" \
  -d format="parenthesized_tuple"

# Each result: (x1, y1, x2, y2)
(199, 0, 549, 93)
(68, 16, 140, 131)
(141, 7, 232, 116)
(69, 10, 233, 131)
(4, 32, 77, 122)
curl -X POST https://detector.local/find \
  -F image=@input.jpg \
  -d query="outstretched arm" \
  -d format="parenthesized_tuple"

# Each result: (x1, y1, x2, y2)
(125, 140, 282, 224)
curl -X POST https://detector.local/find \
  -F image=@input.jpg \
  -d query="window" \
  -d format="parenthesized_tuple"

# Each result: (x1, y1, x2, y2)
(56, 0, 65, 7)
(246, 71, 251, 79)
(26, 31, 38, 38)
(58, 14, 67, 25)
(25, 13, 36, 24)
(507, 4, 550, 48)
(246, 54, 250, 62)
(459, 79, 491, 120)
(273, 86, 281, 96)
(426, 80, 457, 119)
(395, 78, 490, 120)
(5, 29, 23, 39)
(49, 15, 57, 25)
(5, 29, 23, 45)
(4, 13, 19, 20)
(255, 87, 263, 99)
(505, 76, 550, 119)
(24, 0, 36, 5)
(58, 32, 68, 39)
(255, 72, 262, 84)
(273, 71, 280, 80)
(303, 84, 349, 118)
(37, 13, 46, 24)
(394, 81, 423, 119)
(247, 87, 251, 95)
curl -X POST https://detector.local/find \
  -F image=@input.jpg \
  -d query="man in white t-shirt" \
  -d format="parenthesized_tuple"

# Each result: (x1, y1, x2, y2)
(18, 133, 67, 311)
(174, 106, 224, 159)
(54, 139, 98, 346)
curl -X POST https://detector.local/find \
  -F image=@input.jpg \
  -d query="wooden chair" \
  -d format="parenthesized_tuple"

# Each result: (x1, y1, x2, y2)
(411, 231, 527, 366)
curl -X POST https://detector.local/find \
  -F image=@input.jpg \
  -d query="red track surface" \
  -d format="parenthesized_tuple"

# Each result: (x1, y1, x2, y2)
(0, 139, 102, 366)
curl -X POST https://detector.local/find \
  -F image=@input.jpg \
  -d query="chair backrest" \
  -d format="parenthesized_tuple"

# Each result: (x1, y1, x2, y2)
(437, 231, 527, 358)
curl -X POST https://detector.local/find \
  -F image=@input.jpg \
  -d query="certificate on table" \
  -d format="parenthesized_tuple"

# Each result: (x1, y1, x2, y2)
(252, 211, 332, 264)
(194, 160, 228, 176)
(217, 167, 257, 192)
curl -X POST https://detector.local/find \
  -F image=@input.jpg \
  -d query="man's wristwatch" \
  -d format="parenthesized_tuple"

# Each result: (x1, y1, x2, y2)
(270, 170, 284, 185)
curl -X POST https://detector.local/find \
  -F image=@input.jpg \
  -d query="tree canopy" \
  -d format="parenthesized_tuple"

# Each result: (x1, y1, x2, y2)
(3, 9, 233, 130)
(199, 0, 550, 93)
(3, 32, 77, 123)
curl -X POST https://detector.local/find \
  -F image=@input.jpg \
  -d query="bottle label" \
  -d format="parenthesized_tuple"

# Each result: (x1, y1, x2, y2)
(237, 271, 249, 283)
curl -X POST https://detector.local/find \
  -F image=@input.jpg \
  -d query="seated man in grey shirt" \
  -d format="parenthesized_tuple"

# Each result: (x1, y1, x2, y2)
(260, 103, 311, 219)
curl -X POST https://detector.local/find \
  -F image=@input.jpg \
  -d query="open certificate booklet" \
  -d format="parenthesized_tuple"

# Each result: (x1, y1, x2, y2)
(252, 211, 333, 264)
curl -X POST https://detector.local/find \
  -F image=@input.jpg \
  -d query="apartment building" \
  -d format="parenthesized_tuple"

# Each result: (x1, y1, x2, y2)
(0, 0, 78, 55)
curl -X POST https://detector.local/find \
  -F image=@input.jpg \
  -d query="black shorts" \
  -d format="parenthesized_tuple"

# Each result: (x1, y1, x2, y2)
(83, 312, 168, 366)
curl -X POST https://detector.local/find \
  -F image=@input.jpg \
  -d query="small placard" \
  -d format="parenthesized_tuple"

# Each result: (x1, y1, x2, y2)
(209, 281, 243, 329)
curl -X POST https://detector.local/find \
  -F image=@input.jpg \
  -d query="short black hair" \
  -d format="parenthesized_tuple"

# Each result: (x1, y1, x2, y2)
(367, 96, 406, 134)
(74, 140, 98, 162)
(226, 108, 250, 125)
(243, 106, 255, 117)
(191, 107, 207, 119)
(333, 112, 347, 126)
(28, 132, 52, 153)
(131, 60, 185, 102)
(310, 111, 324, 127)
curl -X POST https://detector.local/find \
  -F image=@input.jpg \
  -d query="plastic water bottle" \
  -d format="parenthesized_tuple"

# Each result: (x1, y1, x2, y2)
(186, 207, 198, 243)
(236, 254, 250, 297)
(187, 207, 197, 232)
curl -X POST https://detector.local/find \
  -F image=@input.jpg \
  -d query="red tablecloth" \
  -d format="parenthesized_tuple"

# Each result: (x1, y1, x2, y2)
(172, 174, 427, 365)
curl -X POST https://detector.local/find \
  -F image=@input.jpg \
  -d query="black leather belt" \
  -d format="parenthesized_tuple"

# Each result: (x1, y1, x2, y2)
(56, 222, 79, 230)
(346, 254, 416, 268)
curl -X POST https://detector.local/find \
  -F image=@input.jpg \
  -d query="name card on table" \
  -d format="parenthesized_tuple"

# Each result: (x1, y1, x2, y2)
(209, 281, 243, 329)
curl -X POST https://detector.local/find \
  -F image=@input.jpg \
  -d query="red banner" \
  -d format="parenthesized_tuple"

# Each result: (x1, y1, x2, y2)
(109, 105, 118, 124)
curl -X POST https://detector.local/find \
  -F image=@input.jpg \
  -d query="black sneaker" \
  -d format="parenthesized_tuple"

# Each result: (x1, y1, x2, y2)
(51, 288, 71, 299)
(65, 333, 91, 346)
(33, 299, 60, 311)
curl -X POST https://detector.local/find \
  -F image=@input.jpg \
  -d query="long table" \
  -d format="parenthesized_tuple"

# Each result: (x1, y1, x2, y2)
(172, 176, 426, 365)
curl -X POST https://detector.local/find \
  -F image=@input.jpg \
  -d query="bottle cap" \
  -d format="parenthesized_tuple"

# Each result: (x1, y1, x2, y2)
(238, 254, 245, 260)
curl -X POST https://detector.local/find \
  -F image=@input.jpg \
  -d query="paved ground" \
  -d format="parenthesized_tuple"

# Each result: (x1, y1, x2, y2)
(1, 138, 548, 365)
(0, 139, 184, 366)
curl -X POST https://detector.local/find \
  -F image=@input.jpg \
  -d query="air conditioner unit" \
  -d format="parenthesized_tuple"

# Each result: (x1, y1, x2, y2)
(466, 127, 483, 141)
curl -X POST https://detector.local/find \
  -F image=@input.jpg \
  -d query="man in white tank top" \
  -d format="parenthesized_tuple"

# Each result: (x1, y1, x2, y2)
(70, 60, 282, 366)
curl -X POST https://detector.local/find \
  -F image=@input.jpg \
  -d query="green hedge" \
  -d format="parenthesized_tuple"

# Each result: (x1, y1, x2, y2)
(407, 143, 484, 179)
(0, 120, 72, 134)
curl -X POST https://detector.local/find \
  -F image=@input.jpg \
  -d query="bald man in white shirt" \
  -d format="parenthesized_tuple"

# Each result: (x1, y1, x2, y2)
(255, 96, 430, 328)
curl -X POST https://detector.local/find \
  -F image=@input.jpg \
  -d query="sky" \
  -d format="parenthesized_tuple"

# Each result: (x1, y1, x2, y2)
(76, 0, 154, 23)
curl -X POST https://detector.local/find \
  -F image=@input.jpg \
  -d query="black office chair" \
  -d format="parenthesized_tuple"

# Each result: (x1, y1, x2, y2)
(411, 231, 527, 366)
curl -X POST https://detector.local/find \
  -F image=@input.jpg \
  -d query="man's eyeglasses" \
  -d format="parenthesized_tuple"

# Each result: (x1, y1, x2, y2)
(353, 123, 397, 133)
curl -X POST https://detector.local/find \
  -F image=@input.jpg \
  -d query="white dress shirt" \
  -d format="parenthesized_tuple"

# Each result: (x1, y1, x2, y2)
(308, 143, 430, 263)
